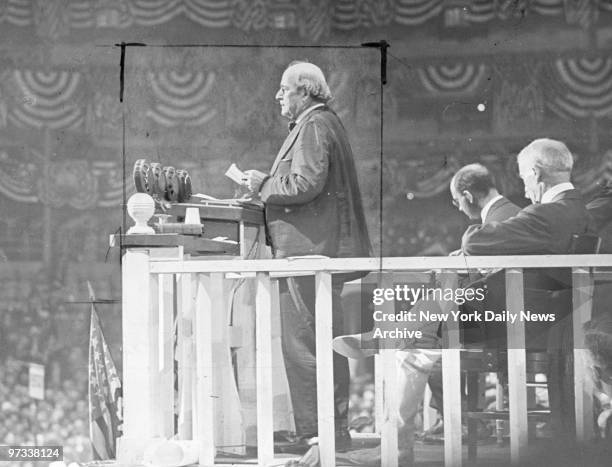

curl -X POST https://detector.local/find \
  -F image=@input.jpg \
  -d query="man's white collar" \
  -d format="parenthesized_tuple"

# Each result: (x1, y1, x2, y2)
(480, 194, 503, 223)
(541, 182, 574, 204)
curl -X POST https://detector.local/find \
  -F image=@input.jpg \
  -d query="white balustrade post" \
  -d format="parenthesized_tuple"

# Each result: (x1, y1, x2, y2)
(194, 273, 216, 465)
(177, 273, 195, 440)
(506, 268, 528, 466)
(121, 249, 156, 442)
(315, 271, 335, 467)
(441, 272, 462, 467)
(379, 273, 398, 467)
(156, 273, 175, 438)
(255, 272, 274, 466)
(572, 267, 595, 442)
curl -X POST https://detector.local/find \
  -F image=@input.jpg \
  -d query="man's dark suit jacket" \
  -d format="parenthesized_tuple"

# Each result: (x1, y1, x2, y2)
(259, 106, 371, 261)
(460, 189, 594, 347)
(458, 196, 520, 343)
(462, 189, 592, 256)
(484, 196, 521, 223)
(587, 182, 612, 232)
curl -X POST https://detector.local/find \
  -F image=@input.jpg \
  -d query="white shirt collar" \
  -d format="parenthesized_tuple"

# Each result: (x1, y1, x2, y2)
(295, 103, 325, 124)
(541, 182, 574, 204)
(480, 194, 504, 223)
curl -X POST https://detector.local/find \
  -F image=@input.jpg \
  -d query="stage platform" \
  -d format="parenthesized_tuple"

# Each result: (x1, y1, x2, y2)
(175, 435, 611, 467)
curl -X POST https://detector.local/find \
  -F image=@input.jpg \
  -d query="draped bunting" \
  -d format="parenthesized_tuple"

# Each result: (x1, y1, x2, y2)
(417, 62, 489, 94)
(0, 150, 38, 203)
(0, 54, 610, 133)
(0, 51, 611, 206)
(0, 148, 133, 208)
(0, 0, 31, 26)
(146, 70, 217, 127)
(2, 143, 609, 207)
(8, 70, 85, 130)
(1, 0, 611, 40)
(545, 56, 612, 119)
(394, 0, 443, 26)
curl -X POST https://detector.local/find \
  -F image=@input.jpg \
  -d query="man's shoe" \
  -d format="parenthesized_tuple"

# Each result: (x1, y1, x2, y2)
(277, 430, 351, 455)
(275, 433, 315, 455)
(333, 331, 378, 359)
(286, 446, 413, 467)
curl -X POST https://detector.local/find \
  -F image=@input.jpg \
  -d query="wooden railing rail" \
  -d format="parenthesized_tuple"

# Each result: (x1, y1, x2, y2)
(121, 252, 612, 467)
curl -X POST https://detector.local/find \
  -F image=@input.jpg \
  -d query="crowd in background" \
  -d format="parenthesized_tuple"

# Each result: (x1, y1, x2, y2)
(0, 271, 120, 464)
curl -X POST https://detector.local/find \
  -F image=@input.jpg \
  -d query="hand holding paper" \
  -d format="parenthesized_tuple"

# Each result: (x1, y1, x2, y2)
(224, 163, 247, 185)
(243, 169, 268, 193)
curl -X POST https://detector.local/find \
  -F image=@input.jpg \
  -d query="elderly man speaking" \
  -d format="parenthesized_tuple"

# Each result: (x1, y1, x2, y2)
(243, 61, 371, 453)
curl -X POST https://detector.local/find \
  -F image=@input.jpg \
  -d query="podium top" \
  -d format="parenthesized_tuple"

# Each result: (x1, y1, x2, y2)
(110, 234, 239, 255)
(167, 200, 264, 225)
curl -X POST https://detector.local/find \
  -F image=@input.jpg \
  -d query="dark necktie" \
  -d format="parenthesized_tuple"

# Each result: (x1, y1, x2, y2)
(288, 121, 296, 132)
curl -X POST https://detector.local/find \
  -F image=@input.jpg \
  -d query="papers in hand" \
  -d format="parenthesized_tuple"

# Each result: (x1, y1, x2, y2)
(225, 163, 247, 185)
(211, 236, 239, 244)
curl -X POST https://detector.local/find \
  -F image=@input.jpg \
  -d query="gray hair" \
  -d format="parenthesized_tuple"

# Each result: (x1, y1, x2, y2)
(285, 61, 332, 103)
(517, 138, 574, 175)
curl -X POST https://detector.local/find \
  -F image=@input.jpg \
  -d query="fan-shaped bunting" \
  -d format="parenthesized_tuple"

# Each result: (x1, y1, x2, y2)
(0, 0, 32, 26)
(418, 62, 489, 95)
(8, 70, 84, 130)
(146, 70, 217, 127)
(530, 0, 564, 16)
(546, 57, 612, 119)
(394, 0, 443, 26)
(0, 150, 38, 203)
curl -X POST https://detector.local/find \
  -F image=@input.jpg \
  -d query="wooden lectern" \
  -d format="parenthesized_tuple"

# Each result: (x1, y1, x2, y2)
(114, 199, 293, 463)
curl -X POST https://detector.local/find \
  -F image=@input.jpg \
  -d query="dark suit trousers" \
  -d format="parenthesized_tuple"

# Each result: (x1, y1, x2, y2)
(279, 276, 349, 436)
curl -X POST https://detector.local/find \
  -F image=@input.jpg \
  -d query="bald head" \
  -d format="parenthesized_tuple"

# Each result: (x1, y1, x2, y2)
(451, 163, 497, 199)
(275, 61, 332, 120)
(284, 61, 332, 102)
(450, 163, 499, 219)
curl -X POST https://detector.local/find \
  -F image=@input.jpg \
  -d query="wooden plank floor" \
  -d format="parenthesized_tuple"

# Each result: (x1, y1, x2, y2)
(208, 437, 612, 467)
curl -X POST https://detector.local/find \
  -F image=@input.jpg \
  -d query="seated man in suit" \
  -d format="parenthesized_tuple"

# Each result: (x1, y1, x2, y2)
(425, 163, 521, 436)
(462, 138, 594, 440)
(304, 164, 520, 466)
(322, 140, 591, 467)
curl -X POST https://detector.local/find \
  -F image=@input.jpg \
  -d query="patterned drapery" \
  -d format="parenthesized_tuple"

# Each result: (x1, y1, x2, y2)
(1, 0, 611, 41)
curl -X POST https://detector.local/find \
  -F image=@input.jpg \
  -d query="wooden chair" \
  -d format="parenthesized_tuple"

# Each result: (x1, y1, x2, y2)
(461, 234, 601, 461)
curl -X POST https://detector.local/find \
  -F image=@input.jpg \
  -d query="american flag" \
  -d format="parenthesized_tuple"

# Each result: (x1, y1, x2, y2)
(88, 290, 123, 460)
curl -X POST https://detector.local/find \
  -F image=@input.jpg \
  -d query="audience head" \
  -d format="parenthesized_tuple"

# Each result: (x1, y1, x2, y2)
(450, 163, 499, 220)
(517, 138, 574, 204)
(275, 61, 332, 120)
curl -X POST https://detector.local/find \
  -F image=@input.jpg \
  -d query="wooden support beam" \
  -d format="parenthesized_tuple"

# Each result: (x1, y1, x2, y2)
(177, 272, 194, 440)
(315, 271, 336, 467)
(121, 249, 156, 439)
(441, 272, 462, 467)
(506, 268, 528, 466)
(572, 267, 595, 442)
(255, 272, 274, 466)
(156, 273, 175, 438)
(379, 273, 398, 467)
(194, 273, 216, 465)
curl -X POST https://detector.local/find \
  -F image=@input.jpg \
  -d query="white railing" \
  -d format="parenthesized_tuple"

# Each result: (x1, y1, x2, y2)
(120, 251, 612, 467)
